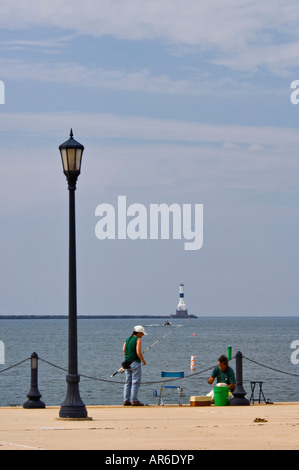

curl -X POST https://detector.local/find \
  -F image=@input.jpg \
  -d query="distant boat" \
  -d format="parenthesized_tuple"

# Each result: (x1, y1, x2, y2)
(163, 321, 172, 326)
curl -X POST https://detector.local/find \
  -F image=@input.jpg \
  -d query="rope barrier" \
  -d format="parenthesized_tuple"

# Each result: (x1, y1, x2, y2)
(0, 355, 216, 385)
(78, 363, 216, 385)
(0, 357, 30, 374)
(243, 355, 299, 378)
(38, 357, 68, 373)
(1, 354, 299, 385)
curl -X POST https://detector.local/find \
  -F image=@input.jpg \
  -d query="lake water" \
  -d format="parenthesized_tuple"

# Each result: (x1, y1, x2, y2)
(0, 317, 299, 407)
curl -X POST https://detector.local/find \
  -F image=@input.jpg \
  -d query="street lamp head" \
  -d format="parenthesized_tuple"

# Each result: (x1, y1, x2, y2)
(59, 129, 84, 188)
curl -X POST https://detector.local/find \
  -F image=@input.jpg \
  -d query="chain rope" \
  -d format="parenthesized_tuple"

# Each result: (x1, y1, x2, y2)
(0, 357, 30, 374)
(1, 354, 299, 384)
(243, 355, 299, 378)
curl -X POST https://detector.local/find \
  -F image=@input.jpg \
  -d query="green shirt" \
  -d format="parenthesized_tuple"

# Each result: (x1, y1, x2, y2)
(124, 336, 140, 363)
(212, 365, 236, 386)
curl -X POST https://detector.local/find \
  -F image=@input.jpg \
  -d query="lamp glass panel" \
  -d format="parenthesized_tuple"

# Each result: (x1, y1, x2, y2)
(75, 149, 82, 171)
(61, 149, 68, 172)
(67, 148, 76, 171)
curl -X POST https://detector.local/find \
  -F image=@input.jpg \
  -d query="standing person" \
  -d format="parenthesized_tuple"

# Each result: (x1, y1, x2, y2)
(122, 325, 147, 406)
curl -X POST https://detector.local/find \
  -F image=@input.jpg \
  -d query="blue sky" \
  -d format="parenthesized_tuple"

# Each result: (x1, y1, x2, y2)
(0, 0, 298, 317)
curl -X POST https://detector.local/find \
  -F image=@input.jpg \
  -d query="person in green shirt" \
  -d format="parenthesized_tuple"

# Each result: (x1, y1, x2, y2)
(122, 325, 147, 406)
(208, 354, 236, 391)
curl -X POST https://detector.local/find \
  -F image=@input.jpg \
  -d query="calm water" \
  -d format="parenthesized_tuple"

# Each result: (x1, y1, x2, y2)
(0, 317, 298, 406)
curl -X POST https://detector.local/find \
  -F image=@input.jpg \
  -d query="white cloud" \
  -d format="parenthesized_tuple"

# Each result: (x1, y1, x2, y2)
(213, 41, 299, 75)
(0, 111, 298, 215)
(0, 57, 260, 97)
(0, 1, 295, 44)
(0, 58, 209, 95)
(1, 111, 299, 149)
(0, 36, 74, 54)
(1, 1, 299, 73)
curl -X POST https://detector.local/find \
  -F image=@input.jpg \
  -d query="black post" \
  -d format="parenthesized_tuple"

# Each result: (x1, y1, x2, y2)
(229, 351, 250, 406)
(23, 352, 45, 409)
(59, 184, 88, 419)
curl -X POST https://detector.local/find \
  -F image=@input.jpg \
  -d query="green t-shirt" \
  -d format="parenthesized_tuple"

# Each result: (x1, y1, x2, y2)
(124, 336, 140, 363)
(212, 365, 236, 386)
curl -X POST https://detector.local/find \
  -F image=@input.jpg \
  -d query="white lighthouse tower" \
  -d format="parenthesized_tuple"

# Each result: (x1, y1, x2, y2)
(174, 283, 188, 318)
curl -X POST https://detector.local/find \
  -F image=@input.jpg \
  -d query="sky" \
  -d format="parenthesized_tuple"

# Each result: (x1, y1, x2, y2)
(0, 0, 298, 317)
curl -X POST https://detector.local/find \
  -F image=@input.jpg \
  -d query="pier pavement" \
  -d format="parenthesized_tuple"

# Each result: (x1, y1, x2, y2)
(0, 402, 298, 450)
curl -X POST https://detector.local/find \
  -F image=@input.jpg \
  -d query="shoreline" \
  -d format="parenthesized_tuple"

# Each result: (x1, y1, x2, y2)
(1, 314, 298, 320)
(0, 315, 197, 320)
(0, 402, 298, 450)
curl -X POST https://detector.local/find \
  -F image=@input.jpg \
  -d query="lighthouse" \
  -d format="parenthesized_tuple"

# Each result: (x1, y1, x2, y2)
(174, 283, 189, 318)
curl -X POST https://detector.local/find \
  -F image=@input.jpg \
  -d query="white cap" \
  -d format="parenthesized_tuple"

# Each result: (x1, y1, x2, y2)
(134, 325, 148, 335)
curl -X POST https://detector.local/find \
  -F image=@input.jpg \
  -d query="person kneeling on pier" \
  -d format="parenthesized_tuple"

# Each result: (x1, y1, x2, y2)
(122, 325, 147, 406)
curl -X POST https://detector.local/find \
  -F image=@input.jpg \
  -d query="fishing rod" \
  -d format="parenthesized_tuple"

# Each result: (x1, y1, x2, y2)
(110, 324, 182, 377)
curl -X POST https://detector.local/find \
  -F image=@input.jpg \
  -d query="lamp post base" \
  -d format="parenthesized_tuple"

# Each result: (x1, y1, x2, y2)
(59, 374, 89, 419)
(229, 396, 250, 406)
(59, 406, 91, 420)
(23, 399, 46, 409)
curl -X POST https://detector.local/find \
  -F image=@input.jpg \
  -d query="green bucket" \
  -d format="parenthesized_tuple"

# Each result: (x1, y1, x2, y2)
(214, 386, 229, 406)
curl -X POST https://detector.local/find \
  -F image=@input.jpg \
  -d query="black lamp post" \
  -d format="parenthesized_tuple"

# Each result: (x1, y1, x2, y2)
(58, 129, 88, 419)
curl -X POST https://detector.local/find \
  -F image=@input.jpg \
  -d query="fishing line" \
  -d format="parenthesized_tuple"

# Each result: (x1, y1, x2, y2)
(110, 324, 182, 377)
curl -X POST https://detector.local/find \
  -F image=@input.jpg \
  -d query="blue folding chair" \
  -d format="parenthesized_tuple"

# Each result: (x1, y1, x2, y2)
(158, 371, 185, 406)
